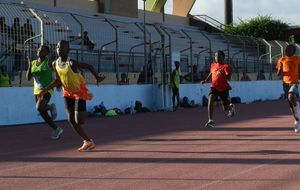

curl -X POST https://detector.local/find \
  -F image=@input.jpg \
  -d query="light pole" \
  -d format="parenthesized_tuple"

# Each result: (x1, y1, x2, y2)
(224, 0, 233, 25)
(143, 0, 148, 81)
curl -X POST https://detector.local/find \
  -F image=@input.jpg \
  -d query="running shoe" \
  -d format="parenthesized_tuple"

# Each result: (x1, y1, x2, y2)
(78, 139, 95, 152)
(227, 103, 235, 118)
(295, 102, 300, 118)
(294, 120, 299, 133)
(205, 120, 214, 128)
(51, 127, 63, 139)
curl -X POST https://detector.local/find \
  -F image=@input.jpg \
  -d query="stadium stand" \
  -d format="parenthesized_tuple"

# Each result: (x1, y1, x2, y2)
(0, 1, 297, 85)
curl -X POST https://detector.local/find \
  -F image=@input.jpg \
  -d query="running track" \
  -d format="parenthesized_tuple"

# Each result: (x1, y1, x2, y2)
(1, 100, 300, 190)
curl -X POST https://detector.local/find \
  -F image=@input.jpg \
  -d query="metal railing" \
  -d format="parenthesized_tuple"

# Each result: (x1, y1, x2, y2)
(0, 2, 299, 87)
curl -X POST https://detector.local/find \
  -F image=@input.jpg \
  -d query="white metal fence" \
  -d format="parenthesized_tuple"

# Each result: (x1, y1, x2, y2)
(0, 2, 298, 86)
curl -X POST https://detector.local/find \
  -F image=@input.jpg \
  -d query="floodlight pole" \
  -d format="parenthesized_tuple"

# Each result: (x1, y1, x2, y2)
(143, 0, 148, 70)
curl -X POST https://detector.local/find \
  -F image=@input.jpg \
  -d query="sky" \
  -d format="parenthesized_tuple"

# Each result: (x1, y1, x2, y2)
(138, 0, 300, 26)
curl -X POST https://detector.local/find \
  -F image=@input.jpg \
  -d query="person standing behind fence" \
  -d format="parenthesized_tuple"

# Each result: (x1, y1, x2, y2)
(26, 45, 63, 139)
(39, 40, 106, 152)
(201, 50, 235, 128)
(240, 72, 251, 81)
(257, 69, 266, 80)
(23, 19, 34, 40)
(276, 44, 300, 133)
(0, 16, 10, 34)
(0, 65, 11, 87)
(171, 61, 180, 111)
(11, 17, 22, 71)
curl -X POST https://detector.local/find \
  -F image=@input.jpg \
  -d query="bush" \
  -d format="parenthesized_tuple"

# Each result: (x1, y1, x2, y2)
(224, 15, 288, 40)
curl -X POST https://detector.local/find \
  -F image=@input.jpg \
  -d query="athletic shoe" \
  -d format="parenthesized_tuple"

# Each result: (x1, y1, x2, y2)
(294, 120, 299, 133)
(205, 120, 214, 128)
(51, 127, 63, 139)
(294, 102, 298, 117)
(227, 103, 235, 118)
(50, 103, 57, 120)
(78, 139, 95, 152)
(295, 102, 300, 118)
(172, 106, 177, 112)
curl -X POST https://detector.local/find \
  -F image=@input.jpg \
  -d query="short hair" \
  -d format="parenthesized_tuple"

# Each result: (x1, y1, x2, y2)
(41, 45, 49, 53)
(59, 40, 70, 48)
(286, 44, 296, 54)
(216, 50, 225, 58)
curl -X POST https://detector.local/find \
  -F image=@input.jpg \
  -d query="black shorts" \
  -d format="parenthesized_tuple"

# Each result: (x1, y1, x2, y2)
(209, 87, 230, 105)
(35, 92, 51, 103)
(64, 97, 86, 112)
(283, 83, 298, 97)
(172, 87, 179, 96)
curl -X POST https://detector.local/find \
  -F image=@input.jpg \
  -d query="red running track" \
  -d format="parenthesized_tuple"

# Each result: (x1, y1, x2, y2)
(1, 100, 300, 190)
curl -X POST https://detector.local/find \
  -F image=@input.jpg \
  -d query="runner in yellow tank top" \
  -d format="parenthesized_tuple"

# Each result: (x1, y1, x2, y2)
(55, 57, 93, 100)
(39, 40, 105, 152)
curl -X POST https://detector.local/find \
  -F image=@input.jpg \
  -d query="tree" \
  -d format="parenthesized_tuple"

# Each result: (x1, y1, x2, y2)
(223, 15, 288, 41)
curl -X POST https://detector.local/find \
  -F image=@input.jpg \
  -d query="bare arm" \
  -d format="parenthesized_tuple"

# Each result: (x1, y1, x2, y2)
(201, 72, 212, 84)
(43, 78, 61, 92)
(277, 62, 283, 76)
(26, 57, 33, 81)
(48, 58, 55, 69)
(72, 61, 106, 85)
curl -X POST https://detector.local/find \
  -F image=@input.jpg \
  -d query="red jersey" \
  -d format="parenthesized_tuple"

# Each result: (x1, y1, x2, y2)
(210, 62, 232, 91)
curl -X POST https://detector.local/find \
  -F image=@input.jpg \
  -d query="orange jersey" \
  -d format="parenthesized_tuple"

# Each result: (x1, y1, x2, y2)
(277, 56, 300, 84)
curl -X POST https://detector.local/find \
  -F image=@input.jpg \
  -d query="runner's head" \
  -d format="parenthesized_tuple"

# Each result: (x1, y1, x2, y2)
(56, 40, 69, 58)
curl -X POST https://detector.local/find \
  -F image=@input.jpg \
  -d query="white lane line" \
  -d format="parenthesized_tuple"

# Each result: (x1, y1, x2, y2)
(45, 133, 279, 189)
(192, 143, 298, 189)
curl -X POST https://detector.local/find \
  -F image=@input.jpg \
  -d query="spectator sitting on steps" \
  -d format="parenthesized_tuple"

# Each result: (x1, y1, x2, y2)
(82, 31, 95, 50)
(240, 72, 251, 81)
(118, 72, 129, 85)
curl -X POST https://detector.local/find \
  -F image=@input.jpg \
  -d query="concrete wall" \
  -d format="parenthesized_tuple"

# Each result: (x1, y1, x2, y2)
(137, 10, 190, 25)
(0, 80, 286, 126)
(180, 80, 283, 105)
(16, 0, 189, 24)
(173, 0, 196, 16)
(0, 85, 153, 126)
(23, 0, 138, 18)
(110, 0, 138, 18)
(23, 0, 99, 13)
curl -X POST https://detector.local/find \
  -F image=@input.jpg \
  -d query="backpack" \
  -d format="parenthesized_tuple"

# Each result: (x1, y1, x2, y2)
(134, 101, 143, 113)
(231, 97, 241, 104)
(182, 96, 192, 108)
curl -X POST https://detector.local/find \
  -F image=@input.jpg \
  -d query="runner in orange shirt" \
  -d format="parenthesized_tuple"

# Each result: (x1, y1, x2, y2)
(277, 44, 300, 132)
(201, 50, 235, 128)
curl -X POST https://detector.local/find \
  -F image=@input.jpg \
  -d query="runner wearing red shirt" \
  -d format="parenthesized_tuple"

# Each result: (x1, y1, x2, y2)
(201, 50, 235, 128)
